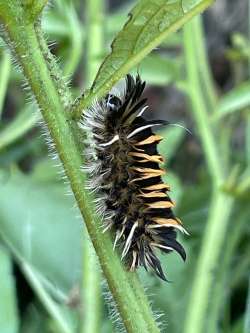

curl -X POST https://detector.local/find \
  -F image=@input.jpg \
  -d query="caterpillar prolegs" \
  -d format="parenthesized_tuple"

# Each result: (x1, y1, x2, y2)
(80, 74, 187, 281)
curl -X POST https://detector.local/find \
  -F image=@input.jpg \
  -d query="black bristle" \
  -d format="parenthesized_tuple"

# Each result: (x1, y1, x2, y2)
(80, 74, 187, 281)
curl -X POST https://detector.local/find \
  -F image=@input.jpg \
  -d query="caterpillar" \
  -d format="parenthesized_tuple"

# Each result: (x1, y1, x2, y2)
(80, 74, 187, 281)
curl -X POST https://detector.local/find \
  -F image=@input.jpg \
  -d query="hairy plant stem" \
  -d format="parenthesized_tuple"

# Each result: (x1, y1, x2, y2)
(24, 0, 48, 20)
(0, 2, 159, 332)
(183, 17, 235, 333)
(34, 21, 73, 110)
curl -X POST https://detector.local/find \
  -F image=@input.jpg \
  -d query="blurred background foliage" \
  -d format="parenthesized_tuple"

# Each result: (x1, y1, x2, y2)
(0, 0, 250, 332)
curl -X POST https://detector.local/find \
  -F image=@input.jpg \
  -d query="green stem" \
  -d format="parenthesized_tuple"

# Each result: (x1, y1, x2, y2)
(183, 17, 235, 333)
(183, 17, 223, 186)
(63, 3, 83, 77)
(190, 15, 217, 114)
(85, 0, 104, 86)
(81, 0, 104, 331)
(207, 210, 248, 333)
(82, 237, 101, 333)
(24, 0, 48, 20)
(183, 192, 234, 333)
(34, 21, 73, 111)
(0, 50, 11, 119)
(0, 3, 159, 332)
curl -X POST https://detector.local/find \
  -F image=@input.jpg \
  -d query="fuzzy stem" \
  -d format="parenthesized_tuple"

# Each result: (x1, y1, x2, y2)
(24, 0, 48, 21)
(0, 3, 159, 332)
(183, 17, 235, 333)
(34, 22, 73, 111)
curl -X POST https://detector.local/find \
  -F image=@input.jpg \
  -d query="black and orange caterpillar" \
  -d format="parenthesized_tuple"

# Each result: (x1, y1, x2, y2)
(80, 74, 187, 281)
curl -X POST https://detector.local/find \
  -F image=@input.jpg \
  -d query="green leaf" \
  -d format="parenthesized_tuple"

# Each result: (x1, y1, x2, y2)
(92, 0, 212, 93)
(0, 166, 80, 332)
(158, 125, 186, 162)
(0, 246, 19, 333)
(131, 53, 181, 85)
(74, 0, 214, 117)
(106, 5, 183, 48)
(0, 167, 82, 293)
(162, 171, 183, 205)
(215, 81, 250, 118)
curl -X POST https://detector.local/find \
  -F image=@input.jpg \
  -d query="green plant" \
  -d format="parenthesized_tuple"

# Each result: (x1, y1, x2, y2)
(0, 1, 249, 333)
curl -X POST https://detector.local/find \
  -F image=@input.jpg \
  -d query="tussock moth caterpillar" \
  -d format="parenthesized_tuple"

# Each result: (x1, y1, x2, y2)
(80, 74, 187, 280)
